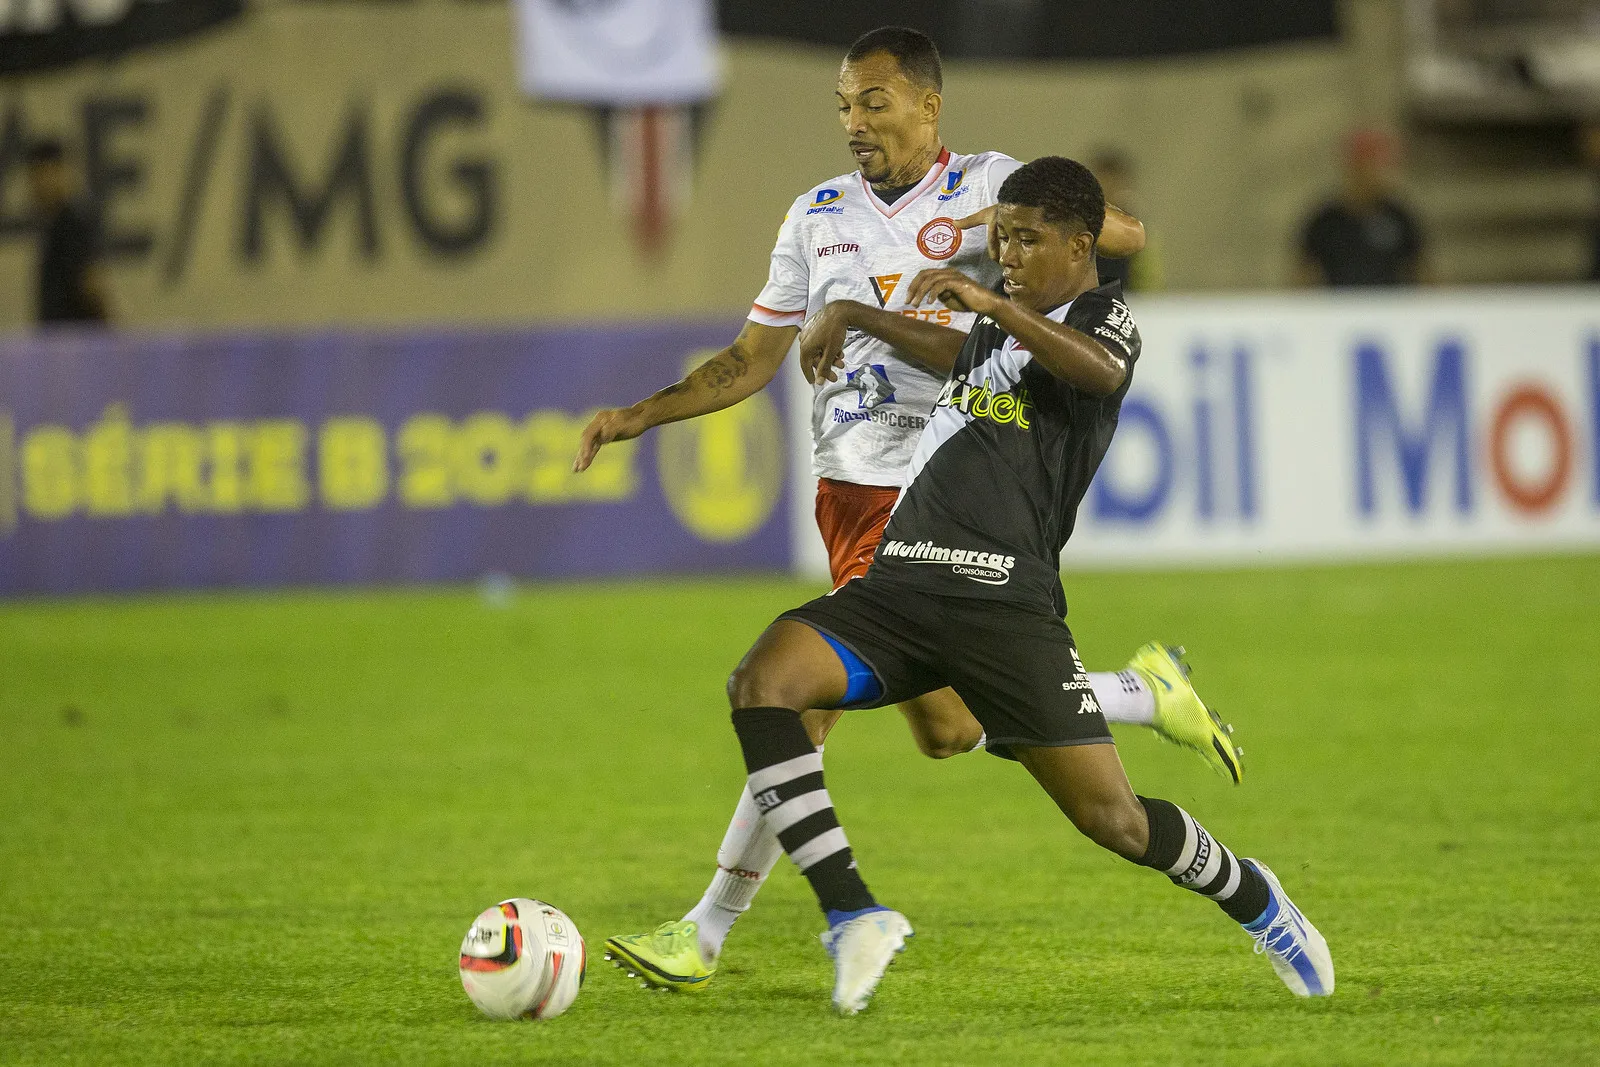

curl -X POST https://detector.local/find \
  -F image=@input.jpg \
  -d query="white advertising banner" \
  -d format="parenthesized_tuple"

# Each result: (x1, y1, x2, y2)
(513, 0, 720, 105)
(790, 289, 1600, 576)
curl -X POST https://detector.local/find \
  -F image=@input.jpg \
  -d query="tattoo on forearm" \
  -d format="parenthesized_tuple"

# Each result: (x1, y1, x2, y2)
(688, 349, 750, 396)
(649, 347, 752, 407)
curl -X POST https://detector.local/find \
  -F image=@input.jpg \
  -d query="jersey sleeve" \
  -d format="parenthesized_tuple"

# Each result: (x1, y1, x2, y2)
(1066, 287, 1140, 369)
(748, 201, 809, 328)
(983, 153, 1023, 197)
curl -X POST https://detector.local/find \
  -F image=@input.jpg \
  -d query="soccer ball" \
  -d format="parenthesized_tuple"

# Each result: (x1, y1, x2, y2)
(458, 898, 586, 1020)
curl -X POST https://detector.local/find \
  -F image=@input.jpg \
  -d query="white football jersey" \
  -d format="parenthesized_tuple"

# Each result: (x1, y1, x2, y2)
(749, 148, 1022, 487)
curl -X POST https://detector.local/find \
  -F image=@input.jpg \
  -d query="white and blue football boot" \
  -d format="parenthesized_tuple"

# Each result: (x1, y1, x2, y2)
(1241, 859, 1335, 996)
(820, 906, 913, 1015)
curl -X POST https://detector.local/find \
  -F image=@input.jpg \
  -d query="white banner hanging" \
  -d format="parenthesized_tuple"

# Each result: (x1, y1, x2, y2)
(513, 0, 721, 106)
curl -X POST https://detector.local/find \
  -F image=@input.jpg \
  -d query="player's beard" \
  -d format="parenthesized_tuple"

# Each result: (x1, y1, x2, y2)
(853, 148, 890, 184)
(862, 140, 940, 188)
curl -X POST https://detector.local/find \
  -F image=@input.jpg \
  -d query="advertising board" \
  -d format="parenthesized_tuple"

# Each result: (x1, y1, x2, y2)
(0, 320, 789, 594)
(790, 290, 1600, 576)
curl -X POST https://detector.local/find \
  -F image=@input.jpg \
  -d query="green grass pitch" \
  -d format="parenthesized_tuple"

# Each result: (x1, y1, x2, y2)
(2, 556, 1598, 1065)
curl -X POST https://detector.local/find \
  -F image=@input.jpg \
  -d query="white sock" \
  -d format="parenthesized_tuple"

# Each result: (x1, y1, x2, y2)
(681, 783, 786, 963)
(1090, 669, 1156, 726)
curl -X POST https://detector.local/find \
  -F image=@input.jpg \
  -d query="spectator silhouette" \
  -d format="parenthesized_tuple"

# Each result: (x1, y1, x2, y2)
(1090, 149, 1161, 292)
(1297, 130, 1428, 287)
(26, 138, 110, 328)
(1580, 122, 1600, 282)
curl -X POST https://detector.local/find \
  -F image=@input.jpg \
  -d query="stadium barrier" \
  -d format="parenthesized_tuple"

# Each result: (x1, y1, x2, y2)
(3, 290, 1596, 596)
(792, 288, 1600, 577)
(0, 321, 788, 595)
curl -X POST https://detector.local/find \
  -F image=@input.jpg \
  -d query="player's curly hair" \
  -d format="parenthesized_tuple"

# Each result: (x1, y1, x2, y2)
(998, 157, 1106, 241)
(845, 27, 943, 92)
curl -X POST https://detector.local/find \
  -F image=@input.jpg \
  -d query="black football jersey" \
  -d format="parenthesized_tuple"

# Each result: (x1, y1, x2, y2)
(866, 280, 1140, 614)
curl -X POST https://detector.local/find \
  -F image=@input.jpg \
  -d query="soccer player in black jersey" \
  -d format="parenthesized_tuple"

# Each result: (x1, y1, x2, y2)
(726, 157, 1335, 1015)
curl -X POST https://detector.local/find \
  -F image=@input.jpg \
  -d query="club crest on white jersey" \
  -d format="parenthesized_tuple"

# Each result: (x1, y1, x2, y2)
(749, 148, 1021, 487)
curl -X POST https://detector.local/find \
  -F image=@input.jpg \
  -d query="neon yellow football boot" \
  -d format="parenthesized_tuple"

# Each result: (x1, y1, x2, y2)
(603, 920, 716, 991)
(1127, 642, 1243, 785)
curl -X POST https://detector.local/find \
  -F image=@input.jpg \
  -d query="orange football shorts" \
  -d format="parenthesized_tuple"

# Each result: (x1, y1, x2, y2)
(814, 477, 902, 589)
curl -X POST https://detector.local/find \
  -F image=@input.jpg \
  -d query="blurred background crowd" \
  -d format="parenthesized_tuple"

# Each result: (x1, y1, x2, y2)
(5, 0, 1600, 335)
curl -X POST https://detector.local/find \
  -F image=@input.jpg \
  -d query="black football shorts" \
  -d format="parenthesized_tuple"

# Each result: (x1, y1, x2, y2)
(778, 576, 1113, 759)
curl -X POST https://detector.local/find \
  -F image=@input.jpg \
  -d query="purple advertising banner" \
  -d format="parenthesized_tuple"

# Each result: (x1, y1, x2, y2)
(0, 322, 790, 595)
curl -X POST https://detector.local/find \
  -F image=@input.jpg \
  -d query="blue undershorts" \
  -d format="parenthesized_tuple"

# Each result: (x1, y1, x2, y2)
(817, 630, 884, 707)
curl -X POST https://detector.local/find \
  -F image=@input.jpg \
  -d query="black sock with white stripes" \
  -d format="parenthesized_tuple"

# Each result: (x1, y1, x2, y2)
(730, 706, 875, 915)
(1137, 796, 1271, 925)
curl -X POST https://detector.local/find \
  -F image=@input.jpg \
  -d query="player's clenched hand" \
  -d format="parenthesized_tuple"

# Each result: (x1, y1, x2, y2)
(573, 407, 646, 473)
(906, 268, 999, 316)
(798, 301, 855, 384)
(955, 205, 1000, 263)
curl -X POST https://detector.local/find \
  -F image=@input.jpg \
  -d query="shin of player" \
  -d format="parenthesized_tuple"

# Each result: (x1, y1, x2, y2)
(723, 623, 910, 1015)
(682, 667, 1156, 964)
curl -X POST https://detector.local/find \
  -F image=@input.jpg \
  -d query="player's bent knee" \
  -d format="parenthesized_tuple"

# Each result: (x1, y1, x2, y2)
(899, 694, 984, 759)
(726, 661, 776, 709)
(727, 620, 850, 712)
(917, 737, 966, 760)
(912, 726, 974, 760)
(726, 658, 811, 712)
(1070, 797, 1149, 860)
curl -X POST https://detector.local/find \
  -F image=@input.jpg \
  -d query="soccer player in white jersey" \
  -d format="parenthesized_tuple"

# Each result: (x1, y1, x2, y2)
(574, 27, 1240, 991)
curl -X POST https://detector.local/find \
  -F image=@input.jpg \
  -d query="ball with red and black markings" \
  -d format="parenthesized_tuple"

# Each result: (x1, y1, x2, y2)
(458, 898, 586, 1020)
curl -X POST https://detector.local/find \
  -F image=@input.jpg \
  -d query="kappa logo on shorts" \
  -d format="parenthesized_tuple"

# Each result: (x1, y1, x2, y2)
(880, 538, 1016, 585)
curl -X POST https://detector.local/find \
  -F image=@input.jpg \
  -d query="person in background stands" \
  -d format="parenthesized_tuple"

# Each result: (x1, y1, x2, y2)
(1296, 129, 1429, 288)
(1090, 149, 1162, 292)
(26, 138, 110, 328)
(1579, 121, 1600, 282)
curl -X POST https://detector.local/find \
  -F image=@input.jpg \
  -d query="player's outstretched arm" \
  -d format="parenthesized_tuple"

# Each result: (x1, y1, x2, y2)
(1098, 205, 1145, 260)
(988, 301, 1127, 395)
(799, 299, 966, 383)
(573, 321, 796, 473)
(956, 204, 1145, 261)
(906, 268, 1127, 397)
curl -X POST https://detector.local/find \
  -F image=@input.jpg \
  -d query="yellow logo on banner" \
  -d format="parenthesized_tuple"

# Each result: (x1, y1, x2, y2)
(657, 351, 784, 543)
(6, 403, 639, 525)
